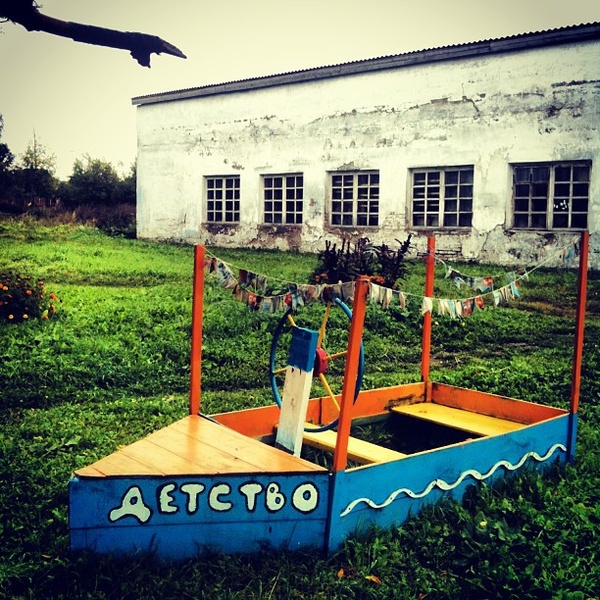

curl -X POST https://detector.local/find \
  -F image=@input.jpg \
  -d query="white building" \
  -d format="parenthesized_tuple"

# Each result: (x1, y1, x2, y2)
(132, 23, 600, 267)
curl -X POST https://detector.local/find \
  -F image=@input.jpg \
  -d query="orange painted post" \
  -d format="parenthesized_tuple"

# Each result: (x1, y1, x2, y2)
(570, 230, 589, 415)
(421, 236, 435, 384)
(333, 276, 369, 473)
(189, 245, 205, 416)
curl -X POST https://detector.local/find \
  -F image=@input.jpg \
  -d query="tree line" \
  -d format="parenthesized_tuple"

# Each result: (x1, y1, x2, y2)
(0, 114, 135, 212)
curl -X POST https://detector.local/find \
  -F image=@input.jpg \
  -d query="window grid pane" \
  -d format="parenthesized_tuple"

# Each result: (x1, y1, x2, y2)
(412, 167, 473, 228)
(512, 163, 589, 230)
(206, 176, 240, 223)
(330, 171, 379, 227)
(263, 174, 303, 225)
(551, 164, 590, 229)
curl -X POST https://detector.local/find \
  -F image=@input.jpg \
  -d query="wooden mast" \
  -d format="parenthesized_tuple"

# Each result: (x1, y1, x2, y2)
(189, 245, 205, 415)
(332, 276, 370, 472)
(421, 236, 435, 391)
(570, 230, 589, 416)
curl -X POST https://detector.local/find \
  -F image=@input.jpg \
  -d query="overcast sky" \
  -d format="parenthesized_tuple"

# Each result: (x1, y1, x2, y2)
(1, 0, 599, 179)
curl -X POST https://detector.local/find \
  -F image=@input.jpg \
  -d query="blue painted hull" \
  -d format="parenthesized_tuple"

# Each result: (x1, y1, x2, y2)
(70, 472, 330, 559)
(69, 412, 575, 558)
(326, 414, 574, 552)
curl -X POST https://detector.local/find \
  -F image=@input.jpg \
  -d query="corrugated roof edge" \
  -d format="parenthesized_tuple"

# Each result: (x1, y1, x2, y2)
(131, 22, 600, 106)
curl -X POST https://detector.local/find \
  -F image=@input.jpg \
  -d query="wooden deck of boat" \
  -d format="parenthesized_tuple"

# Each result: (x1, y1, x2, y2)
(75, 415, 326, 478)
(74, 388, 563, 479)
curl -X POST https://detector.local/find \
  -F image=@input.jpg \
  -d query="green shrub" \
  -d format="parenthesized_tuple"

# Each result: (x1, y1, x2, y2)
(0, 272, 58, 323)
(310, 236, 412, 287)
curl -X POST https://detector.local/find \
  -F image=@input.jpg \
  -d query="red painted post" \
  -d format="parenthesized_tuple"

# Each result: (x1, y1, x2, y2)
(570, 231, 589, 415)
(333, 276, 370, 473)
(189, 245, 205, 416)
(421, 236, 435, 384)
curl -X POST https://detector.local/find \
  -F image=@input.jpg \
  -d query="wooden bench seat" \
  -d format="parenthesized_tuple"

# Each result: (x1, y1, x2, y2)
(390, 403, 524, 437)
(302, 425, 407, 464)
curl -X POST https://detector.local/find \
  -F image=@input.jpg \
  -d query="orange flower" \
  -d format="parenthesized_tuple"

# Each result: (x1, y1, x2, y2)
(23, 314, 28, 319)
(8, 314, 14, 320)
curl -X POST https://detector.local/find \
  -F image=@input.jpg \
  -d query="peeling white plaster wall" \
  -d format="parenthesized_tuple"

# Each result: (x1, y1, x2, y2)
(136, 39, 600, 267)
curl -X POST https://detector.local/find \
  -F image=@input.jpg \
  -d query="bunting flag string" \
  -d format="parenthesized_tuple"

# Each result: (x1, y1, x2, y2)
(203, 236, 580, 319)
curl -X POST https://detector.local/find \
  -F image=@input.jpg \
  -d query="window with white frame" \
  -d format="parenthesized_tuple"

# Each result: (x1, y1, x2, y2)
(205, 175, 240, 223)
(330, 171, 379, 227)
(411, 167, 473, 228)
(263, 174, 303, 225)
(512, 162, 590, 229)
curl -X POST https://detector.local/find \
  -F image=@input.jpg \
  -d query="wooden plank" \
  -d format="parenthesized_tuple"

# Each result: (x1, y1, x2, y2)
(304, 382, 427, 428)
(143, 426, 265, 474)
(302, 426, 406, 464)
(431, 382, 567, 423)
(74, 449, 162, 477)
(212, 403, 281, 437)
(359, 381, 427, 404)
(117, 438, 228, 475)
(170, 416, 325, 472)
(276, 364, 315, 456)
(75, 416, 325, 478)
(76, 439, 258, 478)
(390, 403, 524, 437)
(74, 465, 106, 477)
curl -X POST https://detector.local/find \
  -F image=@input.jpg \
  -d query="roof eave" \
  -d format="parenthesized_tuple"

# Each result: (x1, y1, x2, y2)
(131, 22, 600, 107)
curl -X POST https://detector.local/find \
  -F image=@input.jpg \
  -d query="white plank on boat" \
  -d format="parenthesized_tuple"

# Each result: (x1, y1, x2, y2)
(276, 365, 314, 456)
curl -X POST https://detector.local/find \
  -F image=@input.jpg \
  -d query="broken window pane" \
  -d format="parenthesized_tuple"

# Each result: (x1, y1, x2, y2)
(511, 162, 589, 231)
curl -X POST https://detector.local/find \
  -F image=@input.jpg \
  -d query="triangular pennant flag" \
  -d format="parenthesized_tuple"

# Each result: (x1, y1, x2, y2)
(455, 300, 463, 318)
(369, 282, 380, 303)
(398, 291, 407, 311)
(462, 299, 472, 316)
(421, 297, 433, 315)
(259, 297, 274, 313)
(493, 290, 501, 306)
(380, 287, 393, 309)
(448, 299, 457, 319)
(341, 281, 355, 303)
(437, 299, 448, 316)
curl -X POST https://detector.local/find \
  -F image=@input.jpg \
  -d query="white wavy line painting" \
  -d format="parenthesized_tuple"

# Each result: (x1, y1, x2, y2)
(340, 443, 566, 517)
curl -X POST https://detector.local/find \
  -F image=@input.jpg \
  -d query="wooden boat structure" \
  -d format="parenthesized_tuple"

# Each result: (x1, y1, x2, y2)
(69, 234, 589, 560)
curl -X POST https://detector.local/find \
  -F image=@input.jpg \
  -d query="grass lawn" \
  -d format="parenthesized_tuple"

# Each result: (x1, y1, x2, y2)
(1, 217, 599, 598)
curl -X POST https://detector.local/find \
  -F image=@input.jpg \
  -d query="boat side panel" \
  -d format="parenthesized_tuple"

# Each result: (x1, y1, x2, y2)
(327, 414, 573, 553)
(70, 472, 330, 559)
(431, 382, 567, 423)
(211, 382, 426, 437)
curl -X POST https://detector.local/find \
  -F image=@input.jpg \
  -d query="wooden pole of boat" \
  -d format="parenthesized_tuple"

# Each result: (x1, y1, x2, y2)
(189, 245, 205, 415)
(421, 236, 435, 390)
(570, 230, 588, 416)
(332, 276, 370, 472)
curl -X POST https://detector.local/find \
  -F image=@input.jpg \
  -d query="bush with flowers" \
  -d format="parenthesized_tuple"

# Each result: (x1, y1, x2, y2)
(0, 272, 58, 323)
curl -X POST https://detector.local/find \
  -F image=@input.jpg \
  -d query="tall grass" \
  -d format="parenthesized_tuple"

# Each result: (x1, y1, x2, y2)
(1, 218, 599, 598)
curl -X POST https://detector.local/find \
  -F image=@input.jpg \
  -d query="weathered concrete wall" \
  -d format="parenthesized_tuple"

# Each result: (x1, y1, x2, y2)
(136, 38, 600, 267)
